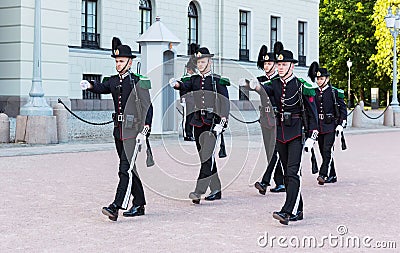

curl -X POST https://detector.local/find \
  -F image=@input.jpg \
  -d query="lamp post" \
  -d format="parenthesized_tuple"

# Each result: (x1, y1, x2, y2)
(347, 58, 352, 108)
(385, 6, 400, 111)
(19, 0, 52, 116)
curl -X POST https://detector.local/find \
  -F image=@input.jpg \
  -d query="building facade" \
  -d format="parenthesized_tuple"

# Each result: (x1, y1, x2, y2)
(0, 0, 320, 116)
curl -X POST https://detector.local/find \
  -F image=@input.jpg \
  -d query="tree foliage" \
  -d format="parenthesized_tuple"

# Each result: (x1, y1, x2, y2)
(319, 0, 380, 103)
(371, 0, 400, 97)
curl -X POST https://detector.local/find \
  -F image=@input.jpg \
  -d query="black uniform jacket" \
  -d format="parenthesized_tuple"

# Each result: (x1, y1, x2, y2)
(315, 84, 347, 134)
(177, 72, 230, 127)
(263, 75, 318, 143)
(256, 73, 279, 129)
(89, 72, 153, 140)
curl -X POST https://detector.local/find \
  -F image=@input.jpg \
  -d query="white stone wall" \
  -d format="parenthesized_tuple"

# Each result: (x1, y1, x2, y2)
(0, 0, 69, 98)
(1, 0, 319, 102)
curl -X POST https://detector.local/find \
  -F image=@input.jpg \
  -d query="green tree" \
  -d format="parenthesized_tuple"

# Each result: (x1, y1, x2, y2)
(320, 0, 379, 105)
(371, 0, 400, 103)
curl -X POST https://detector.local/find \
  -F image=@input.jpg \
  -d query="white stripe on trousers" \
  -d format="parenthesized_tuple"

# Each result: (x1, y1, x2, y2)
(327, 145, 335, 176)
(292, 151, 304, 215)
(269, 152, 281, 185)
(122, 166, 133, 209)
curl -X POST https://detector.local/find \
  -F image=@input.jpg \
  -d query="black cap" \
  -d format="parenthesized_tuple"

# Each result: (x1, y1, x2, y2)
(111, 37, 136, 58)
(274, 50, 298, 63)
(257, 45, 275, 69)
(194, 47, 214, 59)
(316, 68, 330, 77)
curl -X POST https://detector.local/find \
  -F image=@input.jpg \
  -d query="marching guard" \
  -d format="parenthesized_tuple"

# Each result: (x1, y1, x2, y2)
(251, 43, 285, 195)
(170, 47, 230, 204)
(250, 45, 318, 225)
(308, 62, 347, 185)
(80, 37, 153, 221)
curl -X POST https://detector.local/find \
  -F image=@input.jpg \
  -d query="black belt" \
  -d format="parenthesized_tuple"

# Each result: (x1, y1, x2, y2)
(277, 113, 302, 119)
(198, 108, 214, 116)
(112, 113, 124, 122)
(319, 113, 334, 120)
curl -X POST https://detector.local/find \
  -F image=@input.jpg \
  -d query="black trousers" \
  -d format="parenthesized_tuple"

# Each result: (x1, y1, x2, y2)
(183, 113, 194, 138)
(193, 124, 221, 194)
(261, 149, 284, 186)
(113, 138, 146, 209)
(276, 137, 303, 215)
(317, 131, 336, 177)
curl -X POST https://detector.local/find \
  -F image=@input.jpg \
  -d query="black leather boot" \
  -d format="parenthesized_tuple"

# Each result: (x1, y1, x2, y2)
(189, 192, 201, 204)
(102, 203, 119, 221)
(270, 184, 286, 193)
(254, 182, 268, 195)
(272, 211, 290, 225)
(204, 191, 221, 201)
(123, 205, 145, 217)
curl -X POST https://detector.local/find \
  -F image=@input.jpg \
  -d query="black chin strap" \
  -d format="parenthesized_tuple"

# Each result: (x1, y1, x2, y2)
(199, 59, 211, 74)
(319, 78, 328, 89)
(265, 63, 276, 77)
(281, 62, 292, 81)
(118, 60, 130, 75)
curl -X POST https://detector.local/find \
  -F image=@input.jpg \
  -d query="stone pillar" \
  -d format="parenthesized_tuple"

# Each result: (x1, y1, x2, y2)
(53, 103, 68, 143)
(394, 110, 400, 126)
(352, 105, 362, 127)
(15, 115, 57, 144)
(0, 113, 10, 143)
(383, 106, 394, 126)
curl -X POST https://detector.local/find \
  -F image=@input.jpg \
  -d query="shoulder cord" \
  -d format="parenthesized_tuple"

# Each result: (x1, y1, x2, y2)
(330, 85, 340, 120)
(297, 79, 309, 132)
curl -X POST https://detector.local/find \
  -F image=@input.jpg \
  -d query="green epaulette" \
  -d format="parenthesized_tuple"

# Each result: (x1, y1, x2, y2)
(102, 76, 110, 82)
(261, 80, 272, 86)
(332, 86, 345, 99)
(219, 76, 230, 86)
(133, 73, 151, 89)
(298, 78, 317, 96)
(180, 74, 192, 83)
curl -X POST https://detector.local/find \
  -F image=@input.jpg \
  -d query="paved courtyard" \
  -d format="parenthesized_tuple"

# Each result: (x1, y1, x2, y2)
(0, 127, 399, 252)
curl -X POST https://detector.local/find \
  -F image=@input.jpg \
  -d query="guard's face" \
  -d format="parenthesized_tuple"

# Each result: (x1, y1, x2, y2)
(264, 61, 275, 74)
(115, 57, 132, 73)
(197, 58, 211, 73)
(317, 76, 329, 87)
(277, 62, 294, 78)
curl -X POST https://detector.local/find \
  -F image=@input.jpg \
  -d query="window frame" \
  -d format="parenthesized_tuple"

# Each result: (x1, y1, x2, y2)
(298, 21, 307, 66)
(81, 0, 100, 49)
(188, 2, 199, 54)
(239, 10, 249, 61)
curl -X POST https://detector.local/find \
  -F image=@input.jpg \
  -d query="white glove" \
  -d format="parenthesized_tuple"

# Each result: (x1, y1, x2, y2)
(180, 97, 186, 107)
(136, 125, 149, 145)
(335, 125, 344, 137)
(304, 130, 318, 152)
(80, 80, 90, 90)
(213, 123, 224, 135)
(238, 78, 248, 87)
(249, 79, 260, 90)
(303, 138, 315, 152)
(136, 132, 146, 146)
(169, 78, 179, 88)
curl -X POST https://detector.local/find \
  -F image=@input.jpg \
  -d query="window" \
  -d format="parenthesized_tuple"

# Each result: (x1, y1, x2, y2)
(81, 0, 100, 49)
(82, 74, 101, 99)
(270, 16, 279, 50)
(188, 2, 198, 54)
(239, 10, 249, 61)
(298, 21, 307, 66)
(139, 0, 152, 35)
